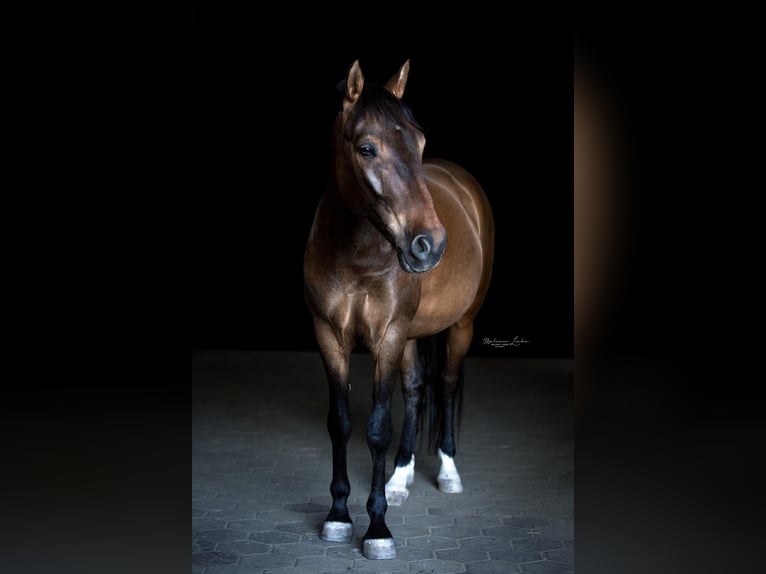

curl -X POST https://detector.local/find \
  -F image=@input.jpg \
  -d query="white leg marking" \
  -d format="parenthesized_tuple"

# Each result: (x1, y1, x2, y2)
(385, 455, 414, 506)
(437, 448, 463, 493)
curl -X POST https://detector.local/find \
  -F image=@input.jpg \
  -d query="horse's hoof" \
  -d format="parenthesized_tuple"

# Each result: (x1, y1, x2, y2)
(363, 537, 396, 559)
(437, 476, 464, 494)
(385, 487, 409, 506)
(320, 521, 352, 543)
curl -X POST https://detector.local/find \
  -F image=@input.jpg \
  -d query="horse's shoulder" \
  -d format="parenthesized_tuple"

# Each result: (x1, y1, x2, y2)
(424, 159, 480, 190)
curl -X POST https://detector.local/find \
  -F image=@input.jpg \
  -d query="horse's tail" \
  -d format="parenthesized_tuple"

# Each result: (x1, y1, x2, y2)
(417, 330, 463, 453)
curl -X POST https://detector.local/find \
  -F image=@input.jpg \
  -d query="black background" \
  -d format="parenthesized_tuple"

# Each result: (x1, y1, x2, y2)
(4, 4, 763, 574)
(190, 3, 573, 357)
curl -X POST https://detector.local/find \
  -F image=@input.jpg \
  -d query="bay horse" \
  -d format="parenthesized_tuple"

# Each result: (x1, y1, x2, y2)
(304, 60, 494, 560)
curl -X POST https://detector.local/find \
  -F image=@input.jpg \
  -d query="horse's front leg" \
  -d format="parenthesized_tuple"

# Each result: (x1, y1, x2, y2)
(315, 320, 354, 543)
(362, 339, 403, 560)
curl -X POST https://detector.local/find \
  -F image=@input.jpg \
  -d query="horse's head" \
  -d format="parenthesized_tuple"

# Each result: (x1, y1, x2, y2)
(334, 60, 447, 274)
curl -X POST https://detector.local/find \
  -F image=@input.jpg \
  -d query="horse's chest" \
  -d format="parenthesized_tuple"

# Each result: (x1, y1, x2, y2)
(320, 278, 417, 348)
(333, 289, 394, 331)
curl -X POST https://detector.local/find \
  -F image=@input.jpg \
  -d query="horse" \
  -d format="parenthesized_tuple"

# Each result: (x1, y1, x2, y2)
(303, 59, 494, 560)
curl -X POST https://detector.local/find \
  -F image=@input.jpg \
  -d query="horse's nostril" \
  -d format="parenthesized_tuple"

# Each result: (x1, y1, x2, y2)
(411, 234, 433, 260)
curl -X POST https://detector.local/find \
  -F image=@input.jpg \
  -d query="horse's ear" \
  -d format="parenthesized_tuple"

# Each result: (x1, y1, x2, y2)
(344, 60, 364, 111)
(385, 59, 410, 99)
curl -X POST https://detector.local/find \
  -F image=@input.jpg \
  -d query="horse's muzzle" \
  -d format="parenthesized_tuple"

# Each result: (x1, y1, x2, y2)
(398, 230, 447, 273)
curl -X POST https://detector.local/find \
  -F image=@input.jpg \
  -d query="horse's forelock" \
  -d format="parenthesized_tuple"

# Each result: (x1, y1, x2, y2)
(346, 85, 424, 134)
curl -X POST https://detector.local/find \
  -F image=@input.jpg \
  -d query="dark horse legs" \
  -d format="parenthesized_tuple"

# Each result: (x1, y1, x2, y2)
(386, 324, 472, 498)
(315, 320, 354, 543)
(436, 323, 473, 493)
(316, 318, 401, 559)
(318, 321, 470, 558)
(361, 343, 401, 559)
(319, 361, 353, 542)
(385, 340, 422, 505)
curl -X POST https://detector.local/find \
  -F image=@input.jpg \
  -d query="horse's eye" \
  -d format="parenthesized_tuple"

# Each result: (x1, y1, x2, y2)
(358, 144, 377, 158)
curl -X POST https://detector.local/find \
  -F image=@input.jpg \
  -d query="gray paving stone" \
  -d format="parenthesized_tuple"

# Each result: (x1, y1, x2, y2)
(454, 516, 503, 529)
(389, 524, 431, 538)
(457, 536, 507, 552)
(192, 517, 226, 535)
(295, 555, 354, 571)
(206, 509, 258, 523)
(255, 567, 324, 574)
(387, 501, 431, 517)
(272, 542, 327, 558)
(520, 561, 572, 574)
(236, 499, 285, 513)
(239, 552, 296, 569)
(226, 519, 275, 533)
(249, 530, 301, 544)
(411, 558, 467, 573)
(533, 503, 573, 520)
(271, 478, 319, 492)
(218, 487, 270, 502)
(405, 514, 455, 528)
(190, 497, 238, 511)
(550, 517, 574, 528)
(216, 540, 272, 556)
(436, 548, 490, 563)
(283, 502, 328, 513)
(202, 566, 259, 574)
(419, 495, 459, 507)
(535, 525, 573, 540)
(191, 550, 239, 566)
(543, 548, 573, 564)
(257, 509, 322, 524)
(192, 488, 217, 499)
(504, 517, 553, 529)
(193, 353, 573, 574)
(473, 503, 525, 518)
(431, 525, 484, 539)
(351, 557, 411, 573)
(393, 545, 434, 561)
(275, 521, 320, 535)
(265, 491, 311, 504)
(196, 529, 249, 543)
(192, 539, 215, 553)
(408, 535, 459, 551)
(465, 560, 520, 574)
(426, 504, 476, 517)
(325, 544, 365, 560)
(511, 537, 563, 552)
(489, 548, 543, 563)
(482, 525, 531, 540)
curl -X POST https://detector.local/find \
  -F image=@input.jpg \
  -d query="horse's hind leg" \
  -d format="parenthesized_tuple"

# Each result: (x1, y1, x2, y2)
(315, 321, 353, 543)
(437, 321, 473, 494)
(385, 339, 421, 506)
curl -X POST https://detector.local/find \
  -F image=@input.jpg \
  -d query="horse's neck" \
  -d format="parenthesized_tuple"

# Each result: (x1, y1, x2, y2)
(319, 188, 395, 267)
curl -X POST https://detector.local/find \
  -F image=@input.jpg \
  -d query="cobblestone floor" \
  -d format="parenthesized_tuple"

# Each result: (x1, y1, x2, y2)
(192, 351, 573, 574)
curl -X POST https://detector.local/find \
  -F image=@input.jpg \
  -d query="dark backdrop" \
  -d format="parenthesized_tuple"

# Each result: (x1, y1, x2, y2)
(191, 3, 572, 358)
